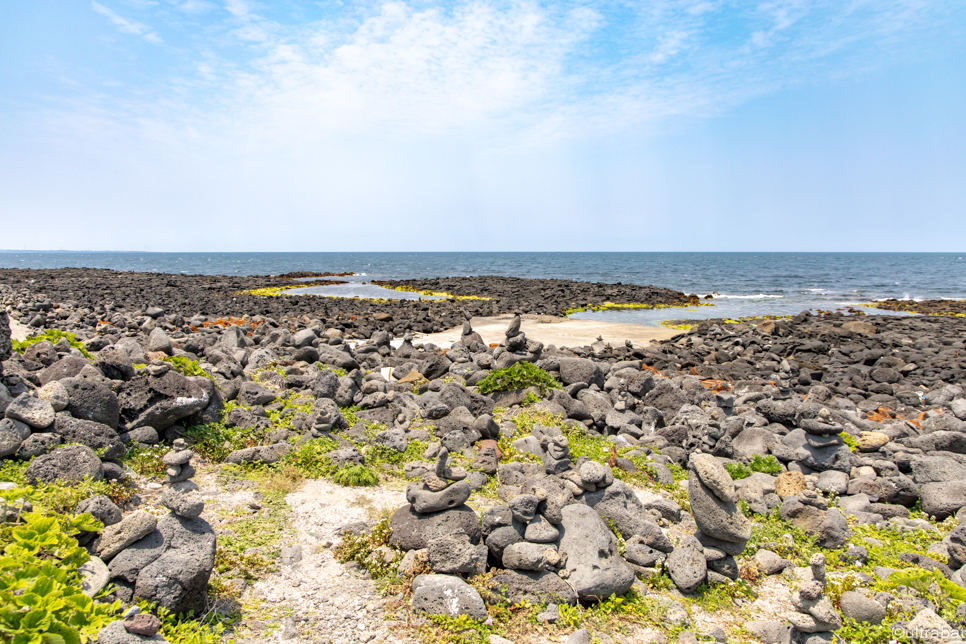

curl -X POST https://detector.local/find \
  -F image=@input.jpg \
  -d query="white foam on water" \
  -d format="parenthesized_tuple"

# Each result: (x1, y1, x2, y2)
(710, 293, 783, 300)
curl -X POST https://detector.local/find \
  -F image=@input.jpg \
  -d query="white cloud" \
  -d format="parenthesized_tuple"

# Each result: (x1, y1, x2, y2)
(92, 1, 163, 44)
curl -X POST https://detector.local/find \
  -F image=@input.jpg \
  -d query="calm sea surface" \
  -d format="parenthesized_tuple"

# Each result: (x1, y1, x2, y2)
(2, 252, 963, 326)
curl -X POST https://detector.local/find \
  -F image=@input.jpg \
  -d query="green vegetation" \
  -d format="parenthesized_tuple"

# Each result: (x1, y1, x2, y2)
(331, 465, 378, 487)
(0, 502, 119, 644)
(840, 432, 858, 451)
(335, 513, 398, 578)
(160, 355, 212, 379)
(12, 329, 93, 359)
(748, 454, 782, 476)
(477, 362, 560, 396)
(725, 462, 752, 480)
(726, 455, 782, 480)
(134, 602, 234, 644)
(123, 444, 169, 479)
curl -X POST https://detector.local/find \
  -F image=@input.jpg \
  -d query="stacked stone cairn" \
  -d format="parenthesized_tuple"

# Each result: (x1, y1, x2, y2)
(492, 312, 543, 369)
(671, 453, 751, 592)
(787, 554, 843, 643)
(98, 439, 216, 622)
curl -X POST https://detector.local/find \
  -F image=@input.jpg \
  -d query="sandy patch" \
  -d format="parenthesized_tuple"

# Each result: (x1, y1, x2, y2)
(413, 314, 678, 350)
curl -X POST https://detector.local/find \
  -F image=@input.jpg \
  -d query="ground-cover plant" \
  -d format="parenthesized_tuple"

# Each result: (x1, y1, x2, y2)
(334, 513, 397, 578)
(748, 454, 782, 476)
(0, 503, 119, 644)
(160, 355, 212, 379)
(331, 465, 378, 487)
(134, 601, 235, 644)
(477, 362, 560, 396)
(725, 462, 752, 480)
(123, 444, 168, 479)
(277, 437, 338, 479)
(12, 329, 93, 359)
(744, 508, 820, 566)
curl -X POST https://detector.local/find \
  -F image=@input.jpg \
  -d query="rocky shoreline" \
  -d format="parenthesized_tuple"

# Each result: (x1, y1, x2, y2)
(2, 269, 966, 644)
(0, 269, 694, 339)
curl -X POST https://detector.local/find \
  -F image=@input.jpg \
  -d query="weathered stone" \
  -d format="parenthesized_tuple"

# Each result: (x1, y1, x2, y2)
(25, 444, 102, 485)
(407, 480, 472, 514)
(486, 569, 577, 606)
(666, 535, 707, 594)
(411, 574, 487, 620)
(427, 532, 487, 575)
(558, 504, 635, 601)
(96, 510, 158, 562)
(388, 504, 481, 551)
(688, 468, 751, 544)
(5, 393, 55, 429)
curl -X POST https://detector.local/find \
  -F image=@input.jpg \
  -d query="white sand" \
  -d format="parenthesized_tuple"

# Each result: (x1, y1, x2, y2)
(412, 314, 679, 349)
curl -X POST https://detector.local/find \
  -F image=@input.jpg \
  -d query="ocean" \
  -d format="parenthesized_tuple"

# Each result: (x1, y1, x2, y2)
(2, 252, 963, 326)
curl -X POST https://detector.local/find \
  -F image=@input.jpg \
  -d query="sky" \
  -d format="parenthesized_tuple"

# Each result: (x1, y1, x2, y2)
(1, 0, 964, 252)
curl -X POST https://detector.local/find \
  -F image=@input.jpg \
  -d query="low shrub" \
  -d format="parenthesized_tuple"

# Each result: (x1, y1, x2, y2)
(477, 362, 560, 395)
(12, 329, 93, 359)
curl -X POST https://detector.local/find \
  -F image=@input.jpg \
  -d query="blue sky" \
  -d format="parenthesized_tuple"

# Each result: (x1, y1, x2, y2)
(1, 0, 964, 251)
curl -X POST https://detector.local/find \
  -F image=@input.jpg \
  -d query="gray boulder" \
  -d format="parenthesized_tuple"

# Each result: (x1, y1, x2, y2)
(688, 464, 751, 545)
(236, 382, 277, 407)
(558, 358, 604, 388)
(36, 356, 89, 386)
(77, 495, 123, 527)
(920, 481, 966, 520)
(666, 535, 707, 593)
(37, 381, 70, 411)
(502, 542, 553, 571)
(25, 444, 102, 484)
(117, 372, 209, 431)
(15, 432, 61, 460)
(486, 569, 577, 606)
(0, 418, 30, 458)
(643, 380, 689, 418)
(411, 574, 487, 620)
(779, 499, 850, 549)
(585, 480, 670, 548)
(317, 345, 360, 372)
(147, 328, 173, 355)
(5, 394, 55, 429)
(839, 591, 885, 625)
(0, 311, 10, 361)
(96, 510, 158, 562)
(427, 532, 487, 575)
(407, 480, 472, 514)
(61, 377, 120, 429)
(161, 481, 205, 519)
(132, 514, 217, 615)
(94, 345, 136, 381)
(389, 504, 481, 551)
(374, 427, 409, 453)
(53, 416, 125, 460)
(95, 619, 168, 643)
(558, 504, 635, 601)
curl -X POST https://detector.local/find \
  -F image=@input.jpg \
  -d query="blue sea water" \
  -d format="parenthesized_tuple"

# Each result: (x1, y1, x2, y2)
(1, 252, 963, 326)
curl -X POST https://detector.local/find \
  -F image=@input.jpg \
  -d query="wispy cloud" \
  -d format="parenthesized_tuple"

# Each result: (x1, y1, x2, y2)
(91, 1, 163, 44)
(37, 1, 966, 151)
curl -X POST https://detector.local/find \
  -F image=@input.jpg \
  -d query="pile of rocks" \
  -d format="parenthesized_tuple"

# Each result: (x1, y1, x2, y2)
(82, 438, 217, 616)
(787, 554, 843, 642)
(666, 453, 750, 593)
(492, 312, 544, 369)
(5, 271, 966, 642)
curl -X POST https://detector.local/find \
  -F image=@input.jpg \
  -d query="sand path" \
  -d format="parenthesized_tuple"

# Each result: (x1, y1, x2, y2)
(413, 314, 679, 349)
